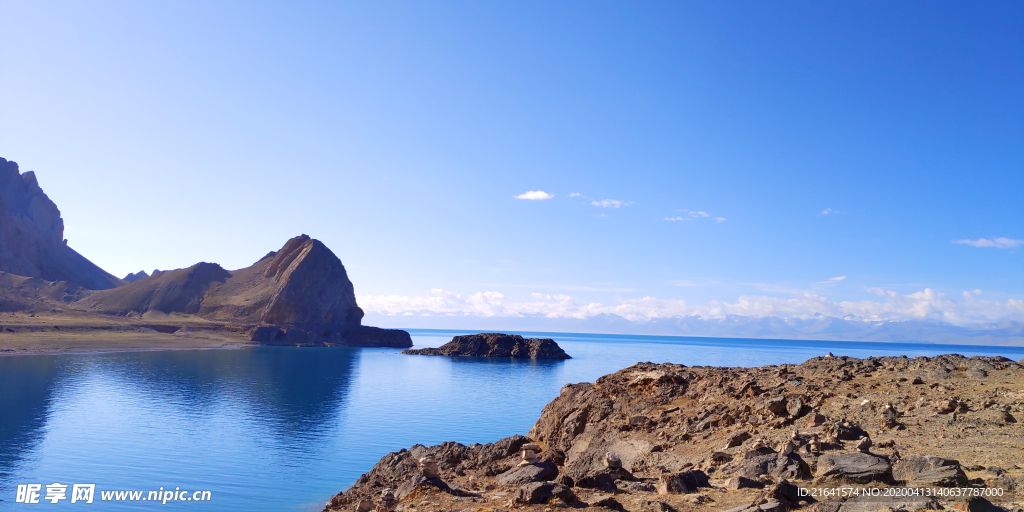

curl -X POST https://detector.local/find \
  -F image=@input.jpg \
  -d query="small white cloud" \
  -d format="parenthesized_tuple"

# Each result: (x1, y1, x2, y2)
(592, 199, 630, 208)
(664, 217, 689, 222)
(953, 238, 1024, 249)
(515, 190, 554, 200)
(818, 276, 846, 284)
(569, 192, 582, 197)
(715, 217, 726, 223)
(689, 210, 709, 218)
(821, 208, 833, 215)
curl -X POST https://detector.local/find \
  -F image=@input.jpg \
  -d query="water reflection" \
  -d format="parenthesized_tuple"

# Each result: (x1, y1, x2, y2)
(0, 356, 68, 482)
(91, 347, 361, 437)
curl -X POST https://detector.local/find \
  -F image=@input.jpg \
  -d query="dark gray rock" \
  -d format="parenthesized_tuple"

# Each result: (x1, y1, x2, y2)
(741, 447, 810, 480)
(892, 455, 968, 487)
(396, 474, 449, 499)
(591, 497, 627, 511)
(816, 453, 891, 483)
(518, 481, 575, 504)
(496, 461, 558, 486)
(656, 470, 708, 494)
(403, 333, 571, 360)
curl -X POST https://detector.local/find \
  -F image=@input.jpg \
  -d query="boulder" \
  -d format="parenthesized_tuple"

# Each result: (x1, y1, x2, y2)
(496, 461, 558, 486)
(656, 470, 709, 494)
(518, 481, 575, 504)
(892, 455, 968, 487)
(741, 447, 810, 480)
(815, 453, 891, 483)
(402, 333, 571, 360)
(395, 474, 449, 499)
(726, 476, 765, 490)
(726, 431, 752, 448)
(591, 497, 627, 511)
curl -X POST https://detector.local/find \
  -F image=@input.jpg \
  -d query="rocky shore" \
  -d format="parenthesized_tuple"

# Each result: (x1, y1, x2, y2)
(402, 333, 571, 360)
(325, 354, 1023, 512)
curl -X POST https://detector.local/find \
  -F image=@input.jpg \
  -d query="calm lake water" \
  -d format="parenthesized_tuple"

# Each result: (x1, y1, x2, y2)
(2, 330, 1023, 510)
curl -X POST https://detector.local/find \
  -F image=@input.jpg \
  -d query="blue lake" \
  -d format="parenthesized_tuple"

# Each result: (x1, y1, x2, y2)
(2, 330, 1023, 510)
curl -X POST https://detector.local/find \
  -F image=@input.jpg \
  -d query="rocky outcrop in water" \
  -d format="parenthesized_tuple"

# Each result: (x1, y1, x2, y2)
(402, 333, 570, 359)
(0, 157, 122, 290)
(325, 354, 1024, 512)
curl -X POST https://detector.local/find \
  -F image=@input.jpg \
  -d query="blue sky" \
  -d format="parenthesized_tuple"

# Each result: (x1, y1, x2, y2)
(1, 1, 1022, 332)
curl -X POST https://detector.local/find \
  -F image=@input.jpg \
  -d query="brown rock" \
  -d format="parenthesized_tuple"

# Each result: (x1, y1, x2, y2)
(725, 431, 752, 448)
(892, 455, 968, 487)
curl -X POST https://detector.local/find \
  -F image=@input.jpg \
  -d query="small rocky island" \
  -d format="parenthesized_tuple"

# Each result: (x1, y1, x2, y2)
(325, 354, 1023, 512)
(402, 333, 571, 360)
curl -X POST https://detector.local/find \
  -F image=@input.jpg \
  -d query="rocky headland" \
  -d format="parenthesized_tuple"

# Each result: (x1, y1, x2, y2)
(0, 157, 122, 290)
(0, 157, 410, 352)
(325, 354, 1023, 512)
(402, 333, 571, 360)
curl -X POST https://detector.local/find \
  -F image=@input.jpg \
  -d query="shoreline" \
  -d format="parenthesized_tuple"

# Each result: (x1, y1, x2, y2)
(0, 311, 253, 356)
(0, 331, 253, 356)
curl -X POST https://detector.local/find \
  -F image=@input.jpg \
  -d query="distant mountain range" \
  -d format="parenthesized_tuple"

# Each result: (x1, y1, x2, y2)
(0, 157, 408, 348)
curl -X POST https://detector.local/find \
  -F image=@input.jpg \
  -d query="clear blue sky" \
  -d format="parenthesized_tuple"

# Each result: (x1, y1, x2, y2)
(1, 1, 1022, 328)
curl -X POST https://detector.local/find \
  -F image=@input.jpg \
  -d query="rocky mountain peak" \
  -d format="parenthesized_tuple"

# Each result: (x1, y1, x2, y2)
(0, 157, 122, 289)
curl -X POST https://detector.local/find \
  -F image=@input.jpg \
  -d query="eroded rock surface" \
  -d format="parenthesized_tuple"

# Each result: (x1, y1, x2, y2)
(325, 354, 1024, 512)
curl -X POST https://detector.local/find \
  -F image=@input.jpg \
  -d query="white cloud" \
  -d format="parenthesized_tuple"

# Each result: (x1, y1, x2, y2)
(667, 210, 724, 222)
(592, 199, 630, 208)
(821, 208, 833, 215)
(953, 238, 1024, 249)
(818, 276, 846, 284)
(515, 190, 554, 200)
(569, 192, 582, 197)
(359, 287, 1024, 328)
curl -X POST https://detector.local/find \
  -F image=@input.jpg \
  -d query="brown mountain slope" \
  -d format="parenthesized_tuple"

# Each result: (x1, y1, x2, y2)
(0, 157, 122, 290)
(69, 234, 408, 347)
(197, 234, 363, 328)
(78, 262, 232, 315)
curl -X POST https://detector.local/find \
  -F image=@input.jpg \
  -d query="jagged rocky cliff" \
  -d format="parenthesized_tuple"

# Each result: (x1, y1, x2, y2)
(0, 157, 122, 290)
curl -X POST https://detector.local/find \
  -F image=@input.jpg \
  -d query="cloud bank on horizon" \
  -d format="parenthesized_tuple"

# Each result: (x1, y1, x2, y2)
(359, 286, 1024, 329)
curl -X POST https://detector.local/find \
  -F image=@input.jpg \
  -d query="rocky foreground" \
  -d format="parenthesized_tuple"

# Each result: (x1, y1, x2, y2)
(325, 354, 1023, 512)
(402, 333, 571, 360)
